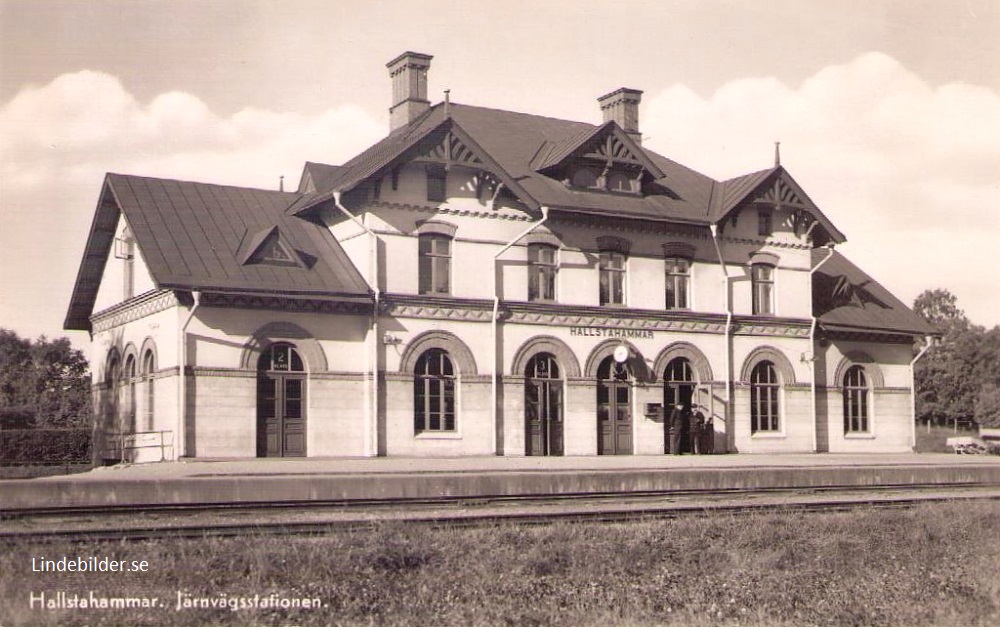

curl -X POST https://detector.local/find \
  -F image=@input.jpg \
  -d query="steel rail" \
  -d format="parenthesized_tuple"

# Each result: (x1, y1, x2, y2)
(4, 485, 1000, 544)
(1, 481, 989, 519)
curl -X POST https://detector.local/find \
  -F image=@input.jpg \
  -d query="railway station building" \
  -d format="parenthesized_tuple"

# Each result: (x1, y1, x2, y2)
(65, 52, 937, 462)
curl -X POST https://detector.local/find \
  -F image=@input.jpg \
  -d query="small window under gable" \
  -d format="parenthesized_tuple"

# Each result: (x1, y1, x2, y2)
(241, 225, 303, 268)
(536, 122, 667, 197)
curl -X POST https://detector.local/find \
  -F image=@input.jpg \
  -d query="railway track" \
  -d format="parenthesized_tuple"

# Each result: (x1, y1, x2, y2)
(4, 483, 1000, 543)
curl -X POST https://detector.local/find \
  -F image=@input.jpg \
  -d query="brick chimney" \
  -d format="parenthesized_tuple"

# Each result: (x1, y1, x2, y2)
(387, 51, 433, 132)
(598, 88, 643, 145)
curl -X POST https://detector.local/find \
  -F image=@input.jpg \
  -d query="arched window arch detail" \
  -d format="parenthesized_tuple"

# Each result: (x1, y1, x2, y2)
(584, 339, 649, 381)
(833, 351, 885, 389)
(750, 361, 781, 433)
(414, 348, 456, 433)
(740, 346, 796, 385)
(105, 348, 122, 388)
(140, 339, 157, 432)
(139, 338, 158, 371)
(843, 365, 870, 434)
(240, 321, 326, 372)
(123, 352, 137, 433)
(510, 336, 581, 378)
(399, 330, 477, 375)
(652, 342, 714, 383)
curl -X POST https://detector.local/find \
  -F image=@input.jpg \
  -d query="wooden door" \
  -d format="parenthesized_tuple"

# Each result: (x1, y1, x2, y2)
(257, 344, 306, 458)
(597, 356, 632, 455)
(526, 353, 564, 456)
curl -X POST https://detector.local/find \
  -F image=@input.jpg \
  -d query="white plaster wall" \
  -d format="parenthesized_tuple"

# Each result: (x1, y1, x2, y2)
(187, 309, 370, 371)
(93, 214, 157, 313)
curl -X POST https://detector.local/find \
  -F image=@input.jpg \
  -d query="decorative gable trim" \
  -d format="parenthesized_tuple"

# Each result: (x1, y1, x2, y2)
(296, 116, 542, 215)
(535, 121, 665, 180)
(717, 167, 846, 245)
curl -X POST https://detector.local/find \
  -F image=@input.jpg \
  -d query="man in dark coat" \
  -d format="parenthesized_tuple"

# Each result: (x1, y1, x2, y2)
(668, 403, 686, 455)
(690, 406, 706, 454)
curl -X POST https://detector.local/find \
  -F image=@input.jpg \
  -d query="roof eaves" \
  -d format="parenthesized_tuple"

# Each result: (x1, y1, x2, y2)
(64, 176, 126, 331)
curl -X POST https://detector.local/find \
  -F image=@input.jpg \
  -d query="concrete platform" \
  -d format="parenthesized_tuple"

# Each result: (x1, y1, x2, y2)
(3, 454, 1000, 511)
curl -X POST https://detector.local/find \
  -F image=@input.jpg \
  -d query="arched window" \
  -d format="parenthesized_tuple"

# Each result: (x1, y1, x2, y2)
(414, 349, 456, 433)
(124, 355, 136, 432)
(843, 365, 869, 433)
(105, 351, 121, 428)
(663, 357, 694, 409)
(141, 349, 156, 431)
(750, 361, 780, 433)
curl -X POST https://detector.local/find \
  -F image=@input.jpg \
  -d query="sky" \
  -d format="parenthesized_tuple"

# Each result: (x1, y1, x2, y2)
(1, 0, 998, 351)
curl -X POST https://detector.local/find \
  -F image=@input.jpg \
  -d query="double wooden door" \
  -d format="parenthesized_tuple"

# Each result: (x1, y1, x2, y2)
(257, 344, 306, 458)
(525, 353, 563, 456)
(597, 356, 632, 455)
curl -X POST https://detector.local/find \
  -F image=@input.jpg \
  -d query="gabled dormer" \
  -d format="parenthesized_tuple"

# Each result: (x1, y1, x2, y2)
(533, 88, 669, 197)
(239, 225, 308, 268)
(714, 166, 847, 247)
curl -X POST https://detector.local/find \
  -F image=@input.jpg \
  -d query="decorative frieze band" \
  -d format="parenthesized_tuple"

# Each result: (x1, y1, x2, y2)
(201, 293, 373, 315)
(368, 200, 534, 223)
(91, 290, 178, 333)
(383, 295, 812, 339)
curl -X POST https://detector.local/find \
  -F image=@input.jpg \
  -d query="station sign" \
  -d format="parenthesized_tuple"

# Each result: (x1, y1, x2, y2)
(568, 326, 654, 340)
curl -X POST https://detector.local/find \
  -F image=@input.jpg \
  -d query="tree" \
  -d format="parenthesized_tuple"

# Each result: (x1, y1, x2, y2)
(975, 384, 1000, 429)
(913, 289, 1000, 428)
(0, 329, 91, 429)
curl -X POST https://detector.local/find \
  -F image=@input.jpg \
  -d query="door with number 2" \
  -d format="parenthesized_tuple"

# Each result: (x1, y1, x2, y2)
(256, 343, 306, 457)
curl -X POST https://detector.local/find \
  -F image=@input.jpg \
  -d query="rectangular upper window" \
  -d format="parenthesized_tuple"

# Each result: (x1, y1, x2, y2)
(665, 257, 690, 310)
(528, 244, 558, 302)
(418, 235, 451, 295)
(599, 251, 626, 306)
(758, 208, 773, 237)
(751, 264, 774, 315)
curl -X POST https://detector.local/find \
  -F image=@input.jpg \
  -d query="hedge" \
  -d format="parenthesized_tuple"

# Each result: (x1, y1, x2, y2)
(0, 428, 92, 465)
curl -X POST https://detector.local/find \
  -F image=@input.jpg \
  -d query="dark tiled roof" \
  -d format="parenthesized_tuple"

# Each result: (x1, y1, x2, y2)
(300, 103, 720, 224)
(812, 249, 937, 337)
(64, 174, 371, 330)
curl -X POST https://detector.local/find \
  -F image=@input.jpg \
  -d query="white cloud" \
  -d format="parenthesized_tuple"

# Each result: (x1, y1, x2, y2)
(643, 52, 1000, 327)
(0, 70, 384, 345)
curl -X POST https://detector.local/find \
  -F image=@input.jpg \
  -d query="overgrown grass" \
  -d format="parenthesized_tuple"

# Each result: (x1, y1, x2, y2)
(3, 502, 999, 626)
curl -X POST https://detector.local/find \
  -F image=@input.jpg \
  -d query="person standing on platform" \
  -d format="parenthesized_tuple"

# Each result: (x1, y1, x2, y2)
(690, 406, 706, 455)
(668, 402, 685, 455)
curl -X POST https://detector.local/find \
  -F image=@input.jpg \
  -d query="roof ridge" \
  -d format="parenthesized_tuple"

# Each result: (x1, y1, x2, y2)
(448, 101, 598, 129)
(107, 172, 303, 196)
